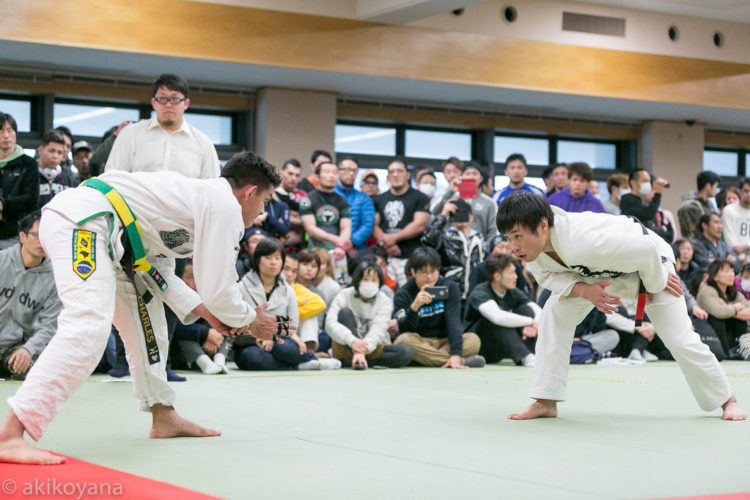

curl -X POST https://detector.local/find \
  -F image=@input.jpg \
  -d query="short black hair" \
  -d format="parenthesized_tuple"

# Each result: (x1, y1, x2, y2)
(496, 191, 555, 235)
(628, 168, 648, 184)
(405, 246, 441, 275)
(310, 149, 332, 165)
(18, 211, 41, 234)
(0, 112, 18, 133)
(697, 171, 720, 191)
(567, 162, 593, 182)
(285, 251, 299, 263)
(463, 162, 484, 182)
(152, 73, 190, 98)
(54, 126, 73, 144)
(315, 161, 337, 176)
(504, 153, 527, 170)
(351, 260, 384, 295)
(251, 237, 285, 275)
(738, 177, 750, 190)
(282, 158, 301, 170)
(338, 157, 359, 169)
(485, 253, 514, 281)
(39, 129, 67, 147)
(387, 157, 409, 173)
(698, 213, 719, 233)
(221, 150, 281, 192)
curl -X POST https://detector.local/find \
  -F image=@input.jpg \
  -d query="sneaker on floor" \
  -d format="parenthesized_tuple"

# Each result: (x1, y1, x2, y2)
(298, 359, 321, 371)
(628, 349, 646, 363)
(166, 367, 187, 382)
(642, 350, 659, 362)
(521, 353, 536, 368)
(107, 361, 130, 378)
(463, 355, 486, 368)
(318, 358, 342, 370)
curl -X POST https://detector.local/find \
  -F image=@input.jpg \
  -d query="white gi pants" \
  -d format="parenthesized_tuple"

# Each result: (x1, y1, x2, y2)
(532, 263, 732, 411)
(7, 209, 174, 441)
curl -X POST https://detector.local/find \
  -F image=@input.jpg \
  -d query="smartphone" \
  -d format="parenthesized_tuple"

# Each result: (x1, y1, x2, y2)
(452, 202, 470, 222)
(458, 178, 477, 200)
(425, 286, 449, 300)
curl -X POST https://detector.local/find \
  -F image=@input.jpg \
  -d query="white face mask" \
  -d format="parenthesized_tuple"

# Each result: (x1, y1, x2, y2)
(418, 184, 436, 198)
(741, 279, 750, 291)
(358, 283, 380, 299)
(639, 182, 652, 196)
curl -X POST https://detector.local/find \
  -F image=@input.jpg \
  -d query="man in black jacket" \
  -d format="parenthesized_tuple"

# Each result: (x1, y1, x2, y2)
(0, 112, 39, 250)
(392, 247, 485, 368)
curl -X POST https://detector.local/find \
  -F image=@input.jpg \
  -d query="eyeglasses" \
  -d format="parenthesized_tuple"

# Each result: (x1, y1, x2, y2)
(152, 96, 187, 105)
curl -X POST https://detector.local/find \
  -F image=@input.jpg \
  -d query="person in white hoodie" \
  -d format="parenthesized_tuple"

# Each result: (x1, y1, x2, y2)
(0, 212, 61, 380)
(326, 261, 414, 369)
(0, 151, 285, 465)
(496, 191, 745, 421)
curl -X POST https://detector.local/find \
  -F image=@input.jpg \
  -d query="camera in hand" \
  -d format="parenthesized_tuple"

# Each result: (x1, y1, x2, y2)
(425, 286, 449, 300)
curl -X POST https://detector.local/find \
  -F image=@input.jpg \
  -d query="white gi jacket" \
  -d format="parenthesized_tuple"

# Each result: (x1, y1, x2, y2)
(527, 207, 676, 299)
(44, 170, 254, 328)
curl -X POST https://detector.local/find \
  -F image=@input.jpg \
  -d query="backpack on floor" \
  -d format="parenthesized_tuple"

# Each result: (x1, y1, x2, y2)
(570, 339, 597, 364)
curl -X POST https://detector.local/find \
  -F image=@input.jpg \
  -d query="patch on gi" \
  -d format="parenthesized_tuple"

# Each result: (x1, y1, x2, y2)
(159, 229, 190, 249)
(72, 229, 96, 280)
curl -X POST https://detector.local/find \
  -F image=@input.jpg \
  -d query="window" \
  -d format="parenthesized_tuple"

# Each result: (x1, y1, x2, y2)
(54, 103, 139, 137)
(184, 112, 233, 145)
(494, 135, 549, 165)
(405, 129, 471, 161)
(703, 150, 738, 176)
(0, 98, 32, 132)
(557, 140, 617, 169)
(335, 124, 396, 156)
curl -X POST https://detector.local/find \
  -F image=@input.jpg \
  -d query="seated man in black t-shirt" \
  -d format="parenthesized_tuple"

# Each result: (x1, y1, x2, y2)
(300, 161, 352, 252)
(464, 254, 540, 367)
(373, 159, 431, 286)
(393, 247, 485, 368)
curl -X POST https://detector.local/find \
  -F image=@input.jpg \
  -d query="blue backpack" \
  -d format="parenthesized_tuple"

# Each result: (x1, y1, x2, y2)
(570, 339, 597, 364)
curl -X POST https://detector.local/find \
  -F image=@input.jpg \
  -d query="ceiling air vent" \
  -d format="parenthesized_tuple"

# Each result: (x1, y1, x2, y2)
(562, 12, 625, 37)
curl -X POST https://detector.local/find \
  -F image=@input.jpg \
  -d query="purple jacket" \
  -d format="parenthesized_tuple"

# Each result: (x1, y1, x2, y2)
(548, 188, 605, 213)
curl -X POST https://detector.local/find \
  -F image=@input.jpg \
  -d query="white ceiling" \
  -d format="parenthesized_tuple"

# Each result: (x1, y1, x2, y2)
(568, 0, 750, 24)
(2, 40, 748, 133)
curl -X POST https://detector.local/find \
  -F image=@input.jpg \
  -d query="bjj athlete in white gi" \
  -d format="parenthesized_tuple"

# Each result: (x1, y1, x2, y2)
(0, 151, 284, 465)
(495, 192, 746, 421)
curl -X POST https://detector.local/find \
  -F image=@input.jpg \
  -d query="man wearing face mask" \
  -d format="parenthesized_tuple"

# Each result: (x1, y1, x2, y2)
(620, 169, 673, 244)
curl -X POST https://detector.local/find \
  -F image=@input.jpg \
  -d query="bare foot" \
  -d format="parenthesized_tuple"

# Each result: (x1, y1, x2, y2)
(0, 437, 65, 465)
(149, 405, 221, 439)
(509, 399, 558, 420)
(722, 395, 747, 421)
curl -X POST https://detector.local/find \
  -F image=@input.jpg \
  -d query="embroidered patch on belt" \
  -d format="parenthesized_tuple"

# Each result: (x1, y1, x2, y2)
(72, 229, 97, 280)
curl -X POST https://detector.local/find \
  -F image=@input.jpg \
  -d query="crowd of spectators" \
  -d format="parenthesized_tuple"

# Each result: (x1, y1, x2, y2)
(2, 72, 749, 382)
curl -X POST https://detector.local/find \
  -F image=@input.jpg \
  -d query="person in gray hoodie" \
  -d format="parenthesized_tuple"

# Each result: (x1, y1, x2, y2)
(0, 212, 61, 380)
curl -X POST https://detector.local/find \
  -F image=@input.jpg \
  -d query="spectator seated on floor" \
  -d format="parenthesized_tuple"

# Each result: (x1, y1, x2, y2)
(0, 212, 62, 380)
(463, 254, 539, 367)
(693, 213, 738, 272)
(364, 245, 398, 296)
(572, 309, 619, 358)
(235, 238, 340, 371)
(282, 252, 329, 359)
(468, 235, 531, 298)
(312, 248, 343, 305)
(171, 260, 229, 374)
(296, 249, 334, 353)
(696, 259, 750, 361)
(673, 238, 700, 283)
(235, 227, 267, 279)
(735, 263, 750, 301)
(604, 305, 661, 362)
(392, 247, 485, 368)
(421, 199, 484, 300)
(326, 261, 414, 369)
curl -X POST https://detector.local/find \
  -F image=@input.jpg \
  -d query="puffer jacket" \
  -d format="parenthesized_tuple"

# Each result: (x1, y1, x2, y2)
(422, 215, 484, 298)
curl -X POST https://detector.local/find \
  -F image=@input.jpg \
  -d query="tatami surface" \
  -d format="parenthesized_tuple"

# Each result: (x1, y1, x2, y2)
(2, 362, 749, 499)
